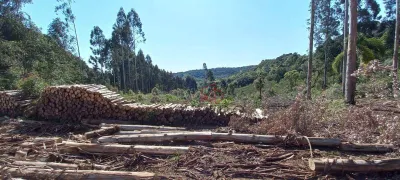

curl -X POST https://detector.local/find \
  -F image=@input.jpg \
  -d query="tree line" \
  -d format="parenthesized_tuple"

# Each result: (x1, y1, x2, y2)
(0, 0, 197, 94)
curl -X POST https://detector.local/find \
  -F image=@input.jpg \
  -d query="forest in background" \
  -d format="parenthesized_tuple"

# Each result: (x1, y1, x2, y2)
(0, 0, 399, 107)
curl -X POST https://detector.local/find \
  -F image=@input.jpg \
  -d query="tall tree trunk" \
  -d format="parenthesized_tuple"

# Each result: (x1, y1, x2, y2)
(323, 0, 331, 90)
(307, 0, 315, 100)
(67, 1, 81, 59)
(342, 0, 349, 95)
(141, 68, 144, 92)
(393, 0, 400, 98)
(345, 0, 357, 105)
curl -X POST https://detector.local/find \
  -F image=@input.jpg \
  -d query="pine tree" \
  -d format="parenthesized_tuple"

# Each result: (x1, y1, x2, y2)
(345, 0, 358, 105)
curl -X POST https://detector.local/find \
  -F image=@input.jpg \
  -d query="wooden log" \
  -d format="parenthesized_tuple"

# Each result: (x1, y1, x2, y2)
(62, 142, 189, 155)
(32, 137, 63, 144)
(84, 126, 119, 139)
(309, 158, 400, 172)
(0, 167, 158, 179)
(116, 130, 195, 135)
(339, 142, 394, 152)
(13, 161, 78, 170)
(83, 119, 138, 125)
(101, 124, 186, 131)
(98, 132, 341, 148)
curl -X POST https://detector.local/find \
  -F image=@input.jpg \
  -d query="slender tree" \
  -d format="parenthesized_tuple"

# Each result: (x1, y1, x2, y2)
(55, 0, 80, 58)
(127, 9, 145, 92)
(146, 54, 152, 93)
(393, 0, 400, 98)
(342, 0, 349, 94)
(345, 0, 357, 104)
(89, 26, 106, 83)
(307, 0, 315, 100)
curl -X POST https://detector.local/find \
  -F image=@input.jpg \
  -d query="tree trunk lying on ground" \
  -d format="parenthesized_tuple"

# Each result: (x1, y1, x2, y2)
(84, 126, 119, 139)
(12, 161, 109, 170)
(0, 167, 158, 179)
(309, 158, 400, 172)
(339, 142, 394, 152)
(116, 130, 197, 135)
(97, 132, 394, 152)
(97, 132, 341, 147)
(61, 142, 189, 155)
(101, 124, 186, 131)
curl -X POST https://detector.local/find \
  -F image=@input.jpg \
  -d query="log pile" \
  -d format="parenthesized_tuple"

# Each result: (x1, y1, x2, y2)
(0, 90, 33, 117)
(36, 84, 232, 126)
(37, 84, 127, 122)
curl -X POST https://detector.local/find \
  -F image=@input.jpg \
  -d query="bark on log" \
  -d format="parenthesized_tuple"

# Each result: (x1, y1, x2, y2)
(101, 124, 186, 131)
(62, 142, 189, 155)
(339, 142, 394, 152)
(84, 126, 119, 139)
(0, 167, 158, 179)
(116, 130, 195, 135)
(309, 158, 400, 172)
(12, 161, 78, 170)
(98, 132, 341, 147)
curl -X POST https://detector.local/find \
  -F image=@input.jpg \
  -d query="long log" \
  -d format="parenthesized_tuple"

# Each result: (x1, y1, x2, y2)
(62, 142, 189, 155)
(101, 124, 186, 131)
(84, 126, 119, 139)
(339, 142, 394, 152)
(0, 167, 158, 179)
(13, 161, 78, 170)
(12, 161, 109, 170)
(116, 130, 196, 135)
(97, 132, 341, 147)
(309, 158, 400, 172)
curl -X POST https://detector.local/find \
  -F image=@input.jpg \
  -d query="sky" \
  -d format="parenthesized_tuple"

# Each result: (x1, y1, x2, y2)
(23, 0, 316, 73)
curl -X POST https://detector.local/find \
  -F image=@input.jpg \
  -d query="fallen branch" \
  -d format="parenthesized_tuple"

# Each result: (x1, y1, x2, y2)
(101, 124, 186, 131)
(0, 167, 158, 179)
(309, 158, 400, 172)
(61, 142, 189, 155)
(84, 126, 119, 139)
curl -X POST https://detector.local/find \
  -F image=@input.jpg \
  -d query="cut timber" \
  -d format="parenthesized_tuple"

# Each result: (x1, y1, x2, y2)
(0, 167, 158, 179)
(62, 142, 189, 155)
(98, 132, 341, 147)
(101, 124, 186, 131)
(13, 161, 78, 170)
(340, 142, 394, 152)
(309, 158, 400, 172)
(32, 137, 62, 144)
(84, 126, 119, 139)
(116, 130, 195, 135)
(83, 119, 139, 125)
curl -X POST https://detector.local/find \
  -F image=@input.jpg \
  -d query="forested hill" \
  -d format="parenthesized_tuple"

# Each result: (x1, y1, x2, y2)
(174, 66, 255, 79)
(0, 1, 188, 93)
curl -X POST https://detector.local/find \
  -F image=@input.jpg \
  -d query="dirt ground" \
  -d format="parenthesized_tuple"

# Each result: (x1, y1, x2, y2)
(1, 116, 400, 180)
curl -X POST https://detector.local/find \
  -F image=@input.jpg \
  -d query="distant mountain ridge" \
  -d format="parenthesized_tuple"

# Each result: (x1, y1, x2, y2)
(174, 66, 256, 79)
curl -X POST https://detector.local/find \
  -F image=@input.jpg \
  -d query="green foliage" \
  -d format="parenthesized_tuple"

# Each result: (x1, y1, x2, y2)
(17, 73, 47, 97)
(151, 86, 160, 95)
(332, 52, 344, 74)
(283, 70, 300, 89)
(217, 98, 233, 108)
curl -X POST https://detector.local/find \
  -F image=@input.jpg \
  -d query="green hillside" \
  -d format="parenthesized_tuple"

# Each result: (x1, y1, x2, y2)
(174, 66, 255, 80)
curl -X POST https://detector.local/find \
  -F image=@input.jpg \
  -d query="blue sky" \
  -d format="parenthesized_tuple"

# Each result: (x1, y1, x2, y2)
(23, 1, 316, 72)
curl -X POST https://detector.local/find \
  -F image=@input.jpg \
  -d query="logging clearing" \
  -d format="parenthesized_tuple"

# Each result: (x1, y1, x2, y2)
(1, 85, 400, 179)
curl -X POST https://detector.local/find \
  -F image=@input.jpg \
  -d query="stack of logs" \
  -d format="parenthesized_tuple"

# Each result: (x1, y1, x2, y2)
(37, 84, 232, 126)
(0, 90, 33, 117)
(37, 85, 127, 122)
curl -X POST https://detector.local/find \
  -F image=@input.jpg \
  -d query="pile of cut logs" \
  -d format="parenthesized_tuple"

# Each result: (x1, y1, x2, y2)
(0, 90, 33, 117)
(36, 84, 232, 126)
(37, 85, 127, 121)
